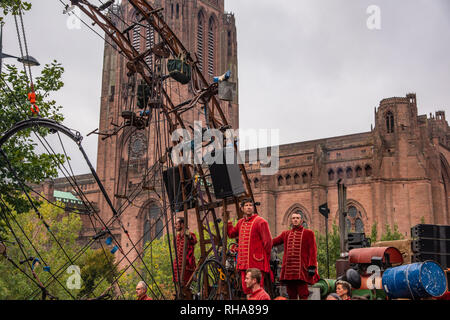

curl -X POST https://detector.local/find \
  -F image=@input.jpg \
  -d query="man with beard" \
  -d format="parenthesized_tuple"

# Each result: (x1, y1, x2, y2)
(228, 198, 272, 296)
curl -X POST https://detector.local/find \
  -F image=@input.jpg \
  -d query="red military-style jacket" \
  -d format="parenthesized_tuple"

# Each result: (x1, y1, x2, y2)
(228, 214, 272, 273)
(173, 231, 197, 283)
(272, 225, 319, 284)
(248, 287, 271, 300)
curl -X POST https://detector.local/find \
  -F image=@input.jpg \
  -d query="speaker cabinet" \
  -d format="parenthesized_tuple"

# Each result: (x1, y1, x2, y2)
(208, 148, 245, 199)
(163, 166, 194, 212)
(412, 253, 450, 269)
(347, 233, 371, 251)
(411, 224, 450, 240)
(412, 239, 450, 255)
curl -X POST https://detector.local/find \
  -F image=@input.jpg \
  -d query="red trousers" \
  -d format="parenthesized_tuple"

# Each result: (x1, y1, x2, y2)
(284, 280, 309, 300)
(241, 270, 265, 295)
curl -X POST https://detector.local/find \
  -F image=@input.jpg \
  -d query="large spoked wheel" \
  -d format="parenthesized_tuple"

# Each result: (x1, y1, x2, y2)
(197, 259, 232, 300)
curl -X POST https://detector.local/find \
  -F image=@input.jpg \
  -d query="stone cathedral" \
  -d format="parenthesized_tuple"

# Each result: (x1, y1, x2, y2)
(38, 1, 450, 256)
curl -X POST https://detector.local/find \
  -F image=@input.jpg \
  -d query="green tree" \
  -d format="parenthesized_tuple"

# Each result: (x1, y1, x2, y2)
(0, 200, 117, 300)
(0, 0, 31, 23)
(315, 224, 341, 279)
(0, 62, 65, 218)
(118, 235, 176, 300)
(1, 0, 65, 221)
(117, 220, 229, 300)
(77, 249, 117, 299)
(370, 221, 378, 243)
(380, 224, 404, 241)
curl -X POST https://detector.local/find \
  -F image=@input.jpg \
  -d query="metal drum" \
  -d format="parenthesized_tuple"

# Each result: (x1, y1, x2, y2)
(312, 279, 336, 298)
(382, 261, 447, 299)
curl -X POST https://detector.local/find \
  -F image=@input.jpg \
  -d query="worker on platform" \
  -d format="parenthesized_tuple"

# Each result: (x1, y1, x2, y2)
(227, 198, 272, 296)
(173, 217, 197, 298)
(272, 211, 319, 300)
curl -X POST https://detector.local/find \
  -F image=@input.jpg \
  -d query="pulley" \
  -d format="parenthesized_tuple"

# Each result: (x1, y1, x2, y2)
(152, 42, 170, 58)
(121, 111, 147, 130)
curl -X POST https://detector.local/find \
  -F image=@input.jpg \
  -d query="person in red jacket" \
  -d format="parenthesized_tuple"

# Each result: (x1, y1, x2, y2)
(272, 212, 319, 300)
(136, 281, 153, 300)
(228, 198, 272, 295)
(173, 217, 197, 296)
(246, 268, 271, 300)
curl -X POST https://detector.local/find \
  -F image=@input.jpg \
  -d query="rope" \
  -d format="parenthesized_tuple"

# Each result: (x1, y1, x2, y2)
(81, 202, 179, 299)
(13, 15, 29, 84)
(0, 196, 76, 299)
(0, 149, 78, 273)
(18, 8, 34, 90)
(58, 0, 128, 60)
(0, 202, 43, 290)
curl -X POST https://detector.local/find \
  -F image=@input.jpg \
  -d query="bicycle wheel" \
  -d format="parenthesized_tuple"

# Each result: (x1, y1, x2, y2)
(197, 259, 232, 300)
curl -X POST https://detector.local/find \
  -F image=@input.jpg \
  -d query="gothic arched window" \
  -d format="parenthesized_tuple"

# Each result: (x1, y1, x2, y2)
(285, 175, 292, 186)
(132, 24, 141, 51)
(145, 24, 155, 70)
(197, 12, 205, 72)
(302, 172, 308, 184)
(337, 168, 344, 179)
(346, 167, 353, 179)
(254, 178, 260, 188)
(294, 174, 300, 185)
(207, 16, 216, 77)
(278, 176, 284, 186)
(355, 218, 364, 233)
(386, 111, 395, 133)
(328, 169, 335, 181)
(143, 203, 163, 245)
(346, 205, 365, 233)
(355, 166, 362, 178)
(365, 165, 372, 177)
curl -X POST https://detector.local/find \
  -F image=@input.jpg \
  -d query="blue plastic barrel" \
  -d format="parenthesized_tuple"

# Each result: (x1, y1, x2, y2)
(382, 261, 447, 299)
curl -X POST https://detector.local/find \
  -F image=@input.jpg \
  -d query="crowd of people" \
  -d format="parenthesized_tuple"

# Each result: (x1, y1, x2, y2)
(170, 197, 323, 300)
(226, 198, 320, 300)
(136, 198, 359, 301)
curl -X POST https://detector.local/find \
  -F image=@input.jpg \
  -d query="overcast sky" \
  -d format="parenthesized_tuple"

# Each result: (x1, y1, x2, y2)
(1, 0, 449, 174)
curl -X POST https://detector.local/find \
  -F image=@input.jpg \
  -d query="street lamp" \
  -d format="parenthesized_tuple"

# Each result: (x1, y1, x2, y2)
(0, 22, 40, 71)
(0, 52, 40, 67)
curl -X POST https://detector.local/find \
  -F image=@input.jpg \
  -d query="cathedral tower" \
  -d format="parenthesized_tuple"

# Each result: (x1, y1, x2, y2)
(94, 0, 239, 259)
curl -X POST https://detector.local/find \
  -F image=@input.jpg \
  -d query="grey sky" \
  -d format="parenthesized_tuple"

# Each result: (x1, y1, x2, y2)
(1, 0, 449, 174)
